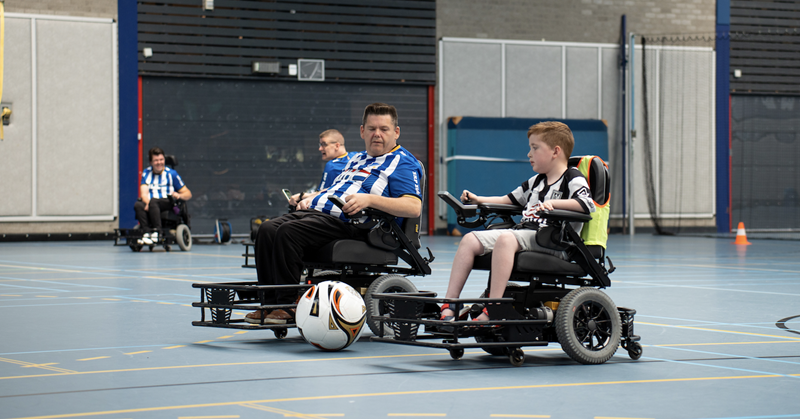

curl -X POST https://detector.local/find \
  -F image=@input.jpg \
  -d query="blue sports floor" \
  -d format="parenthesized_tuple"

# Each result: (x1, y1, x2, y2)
(2, 235, 800, 419)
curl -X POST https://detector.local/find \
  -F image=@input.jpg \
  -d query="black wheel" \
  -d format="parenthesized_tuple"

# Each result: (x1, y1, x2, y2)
(164, 245, 171, 252)
(449, 347, 465, 360)
(509, 348, 525, 367)
(128, 225, 143, 252)
(555, 287, 621, 365)
(273, 328, 288, 340)
(148, 245, 155, 252)
(364, 274, 417, 337)
(176, 224, 192, 251)
(627, 341, 643, 360)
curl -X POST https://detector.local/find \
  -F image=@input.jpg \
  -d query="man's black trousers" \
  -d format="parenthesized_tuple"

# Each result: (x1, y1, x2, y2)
(133, 198, 173, 232)
(254, 210, 367, 305)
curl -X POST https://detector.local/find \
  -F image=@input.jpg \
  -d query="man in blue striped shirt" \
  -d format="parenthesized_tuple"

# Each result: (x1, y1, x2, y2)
(247, 103, 423, 324)
(134, 147, 192, 245)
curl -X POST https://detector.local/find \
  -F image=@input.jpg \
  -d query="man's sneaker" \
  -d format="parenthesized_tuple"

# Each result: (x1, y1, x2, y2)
(141, 233, 153, 245)
(244, 310, 271, 324)
(150, 232, 159, 244)
(263, 309, 295, 324)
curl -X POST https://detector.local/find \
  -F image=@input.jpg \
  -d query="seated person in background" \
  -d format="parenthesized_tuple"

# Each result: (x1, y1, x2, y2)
(441, 121, 595, 322)
(134, 147, 192, 245)
(247, 103, 423, 324)
(289, 129, 358, 205)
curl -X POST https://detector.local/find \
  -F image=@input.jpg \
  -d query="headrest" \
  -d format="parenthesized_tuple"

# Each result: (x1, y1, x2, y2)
(165, 155, 178, 169)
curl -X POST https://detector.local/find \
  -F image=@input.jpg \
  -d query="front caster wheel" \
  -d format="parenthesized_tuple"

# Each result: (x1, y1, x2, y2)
(627, 341, 643, 360)
(273, 328, 288, 339)
(449, 347, 464, 360)
(509, 348, 525, 367)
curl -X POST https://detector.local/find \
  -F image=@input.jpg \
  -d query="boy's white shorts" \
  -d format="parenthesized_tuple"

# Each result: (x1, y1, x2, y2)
(471, 229, 568, 260)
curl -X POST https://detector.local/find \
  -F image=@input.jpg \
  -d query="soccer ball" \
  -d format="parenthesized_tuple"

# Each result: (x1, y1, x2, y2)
(295, 281, 367, 351)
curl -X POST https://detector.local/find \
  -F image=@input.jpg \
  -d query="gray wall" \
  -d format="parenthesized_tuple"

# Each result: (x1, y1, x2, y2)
(0, 13, 117, 233)
(4, 0, 116, 19)
(437, 0, 716, 44)
(438, 39, 715, 224)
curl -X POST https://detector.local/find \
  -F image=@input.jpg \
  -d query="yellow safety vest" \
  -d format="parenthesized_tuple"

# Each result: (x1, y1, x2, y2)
(576, 156, 610, 249)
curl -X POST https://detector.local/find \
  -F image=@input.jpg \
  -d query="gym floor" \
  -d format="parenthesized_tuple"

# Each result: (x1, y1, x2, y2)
(2, 234, 800, 419)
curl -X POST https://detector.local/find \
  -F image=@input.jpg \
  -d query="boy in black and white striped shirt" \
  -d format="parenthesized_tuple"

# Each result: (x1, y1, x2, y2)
(441, 121, 595, 322)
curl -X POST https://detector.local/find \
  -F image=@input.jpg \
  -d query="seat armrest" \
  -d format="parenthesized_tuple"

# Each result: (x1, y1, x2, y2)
(538, 209, 592, 223)
(478, 203, 524, 216)
(438, 191, 477, 218)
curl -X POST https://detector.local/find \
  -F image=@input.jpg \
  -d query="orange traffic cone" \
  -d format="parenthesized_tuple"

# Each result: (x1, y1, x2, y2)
(733, 222, 751, 245)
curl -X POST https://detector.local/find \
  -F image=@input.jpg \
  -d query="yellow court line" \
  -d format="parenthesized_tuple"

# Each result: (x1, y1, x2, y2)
(157, 302, 174, 305)
(491, 415, 550, 418)
(234, 331, 248, 334)
(35, 295, 57, 298)
(0, 294, 22, 297)
(8, 373, 799, 419)
(651, 340, 800, 347)
(0, 351, 520, 381)
(240, 403, 331, 418)
(388, 414, 446, 417)
(637, 321, 800, 341)
(102, 298, 121, 301)
(193, 340, 214, 344)
(77, 357, 110, 362)
(217, 336, 233, 339)
(162, 345, 186, 350)
(123, 351, 152, 355)
(0, 263, 83, 273)
(178, 417, 240, 419)
(145, 275, 211, 284)
(178, 416, 240, 419)
(0, 357, 76, 374)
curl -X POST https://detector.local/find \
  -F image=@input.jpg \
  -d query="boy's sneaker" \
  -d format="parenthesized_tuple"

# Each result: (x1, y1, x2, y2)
(141, 233, 153, 245)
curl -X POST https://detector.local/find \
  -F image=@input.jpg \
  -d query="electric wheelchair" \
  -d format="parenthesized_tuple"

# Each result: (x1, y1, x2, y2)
(371, 156, 642, 366)
(114, 155, 193, 252)
(191, 163, 435, 338)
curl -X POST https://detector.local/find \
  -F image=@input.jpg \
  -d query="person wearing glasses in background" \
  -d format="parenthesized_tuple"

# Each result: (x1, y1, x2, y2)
(288, 129, 358, 206)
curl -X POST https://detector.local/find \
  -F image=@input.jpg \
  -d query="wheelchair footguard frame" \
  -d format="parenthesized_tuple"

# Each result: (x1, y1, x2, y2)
(369, 292, 641, 366)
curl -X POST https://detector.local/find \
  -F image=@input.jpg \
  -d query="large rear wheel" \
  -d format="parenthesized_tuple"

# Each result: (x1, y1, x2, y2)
(364, 274, 417, 337)
(176, 224, 192, 251)
(555, 287, 621, 364)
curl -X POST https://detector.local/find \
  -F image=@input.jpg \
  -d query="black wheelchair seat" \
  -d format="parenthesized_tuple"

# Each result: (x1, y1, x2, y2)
(473, 251, 585, 277)
(306, 239, 399, 266)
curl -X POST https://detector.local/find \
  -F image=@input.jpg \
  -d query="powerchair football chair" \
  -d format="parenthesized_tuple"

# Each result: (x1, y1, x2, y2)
(371, 156, 642, 366)
(191, 162, 435, 339)
(114, 155, 193, 252)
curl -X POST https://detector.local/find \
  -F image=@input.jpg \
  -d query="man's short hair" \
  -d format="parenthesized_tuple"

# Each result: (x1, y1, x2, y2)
(527, 121, 575, 159)
(362, 103, 398, 128)
(148, 147, 165, 162)
(319, 129, 345, 144)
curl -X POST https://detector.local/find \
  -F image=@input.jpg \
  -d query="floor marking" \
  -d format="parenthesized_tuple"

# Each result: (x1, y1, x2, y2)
(241, 403, 331, 418)
(101, 298, 120, 301)
(162, 345, 186, 350)
(638, 321, 800, 340)
(177, 417, 240, 419)
(0, 294, 22, 296)
(0, 357, 76, 374)
(72, 297, 91, 299)
(145, 275, 209, 284)
(0, 351, 511, 381)
(178, 416, 240, 419)
(651, 340, 800, 347)
(234, 331, 247, 335)
(35, 295, 57, 298)
(490, 415, 550, 418)
(595, 417, 654, 419)
(123, 351, 152, 355)
(387, 414, 446, 417)
(193, 340, 214, 344)
(6, 374, 798, 419)
(217, 336, 233, 339)
(77, 357, 110, 361)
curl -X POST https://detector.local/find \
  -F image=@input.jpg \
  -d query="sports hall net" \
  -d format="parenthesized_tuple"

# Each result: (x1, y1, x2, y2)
(639, 34, 716, 235)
